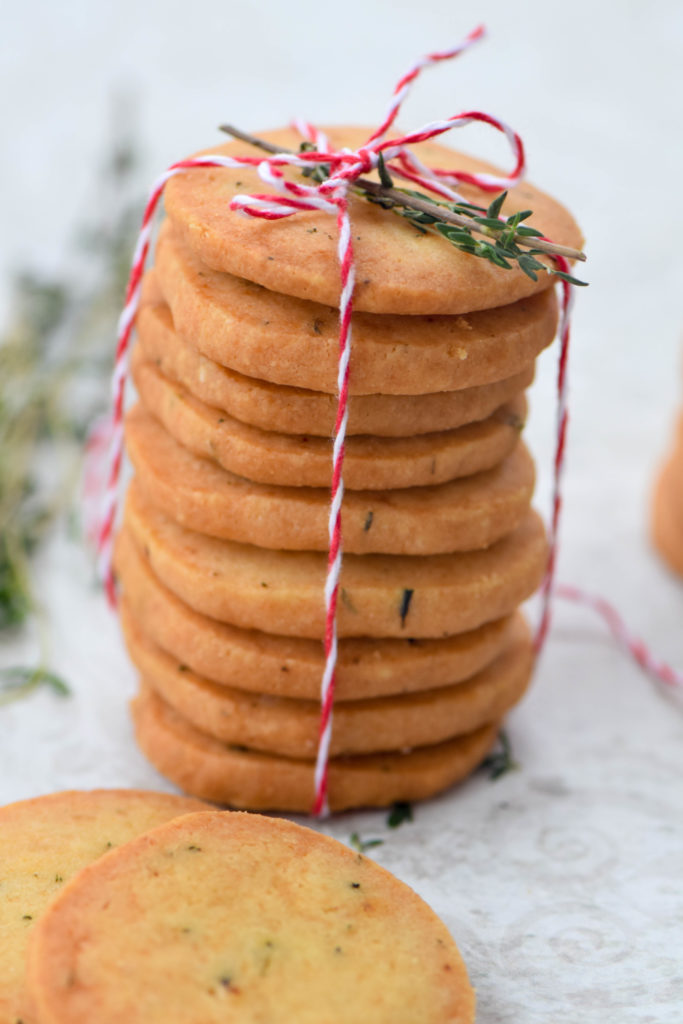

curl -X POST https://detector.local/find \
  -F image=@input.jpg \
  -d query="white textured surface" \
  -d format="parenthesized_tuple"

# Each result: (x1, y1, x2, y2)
(2, 2, 683, 1021)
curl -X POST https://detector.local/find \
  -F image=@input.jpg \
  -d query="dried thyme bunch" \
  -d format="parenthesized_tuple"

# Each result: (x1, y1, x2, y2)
(0, 127, 141, 704)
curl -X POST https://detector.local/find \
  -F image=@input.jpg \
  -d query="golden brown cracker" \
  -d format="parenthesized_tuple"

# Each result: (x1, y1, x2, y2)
(136, 292, 535, 436)
(131, 353, 527, 490)
(126, 403, 535, 554)
(131, 684, 499, 812)
(122, 482, 548, 639)
(121, 600, 532, 756)
(153, 224, 558, 394)
(27, 811, 475, 1023)
(163, 126, 582, 314)
(0, 789, 206, 1024)
(114, 528, 520, 701)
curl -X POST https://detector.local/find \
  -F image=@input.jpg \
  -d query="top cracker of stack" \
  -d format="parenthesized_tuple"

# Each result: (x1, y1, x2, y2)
(116, 126, 583, 812)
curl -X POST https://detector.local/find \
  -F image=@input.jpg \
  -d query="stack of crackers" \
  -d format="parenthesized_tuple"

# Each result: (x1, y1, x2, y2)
(115, 127, 583, 812)
(653, 401, 683, 577)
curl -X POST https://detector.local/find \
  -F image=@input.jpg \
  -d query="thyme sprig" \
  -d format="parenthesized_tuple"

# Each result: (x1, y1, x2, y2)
(219, 125, 587, 286)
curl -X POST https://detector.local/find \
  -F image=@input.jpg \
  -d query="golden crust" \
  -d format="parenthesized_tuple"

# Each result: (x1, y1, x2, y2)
(131, 352, 528, 491)
(121, 601, 532, 756)
(652, 458, 683, 577)
(136, 289, 536, 436)
(131, 685, 499, 812)
(0, 789, 206, 1024)
(163, 125, 582, 314)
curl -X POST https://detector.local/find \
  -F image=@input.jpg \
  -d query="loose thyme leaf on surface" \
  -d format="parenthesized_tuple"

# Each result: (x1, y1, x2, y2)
(387, 801, 414, 829)
(481, 729, 519, 781)
(349, 832, 384, 855)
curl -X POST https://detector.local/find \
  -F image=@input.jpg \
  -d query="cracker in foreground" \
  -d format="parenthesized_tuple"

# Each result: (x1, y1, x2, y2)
(27, 811, 476, 1024)
(122, 483, 548, 639)
(0, 789, 207, 1024)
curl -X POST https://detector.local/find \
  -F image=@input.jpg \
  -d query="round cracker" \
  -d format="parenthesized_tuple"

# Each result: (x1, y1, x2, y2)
(131, 353, 527, 490)
(132, 684, 499, 812)
(121, 600, 532, 756)
(163, 125, 582, 314)
(136, 290, 535, 436)
(154, 224, 558, 394)
(126, 404, 535, 554)
(652, 458, 683, 578)
(114, 528, 520, 700)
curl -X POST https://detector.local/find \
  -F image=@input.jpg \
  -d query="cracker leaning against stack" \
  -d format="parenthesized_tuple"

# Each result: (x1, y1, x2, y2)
(114, 126, 583, 812)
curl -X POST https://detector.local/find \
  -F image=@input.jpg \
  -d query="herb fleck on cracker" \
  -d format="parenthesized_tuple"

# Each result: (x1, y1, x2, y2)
(399, 589, 414, 627)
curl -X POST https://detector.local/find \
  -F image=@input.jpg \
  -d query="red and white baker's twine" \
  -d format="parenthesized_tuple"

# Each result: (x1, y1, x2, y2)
(95, 26, 683, 816)
(534, 264, 573, 655)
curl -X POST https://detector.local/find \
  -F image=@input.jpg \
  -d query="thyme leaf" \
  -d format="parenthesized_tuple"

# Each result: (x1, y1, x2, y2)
(0, 667, 71, 707)
(349, 832, 384, 854)
(0, 110, 141, 702)
(399, 588, 414, 627)
(376, 152, 394, 190)
(481, 729, 519, 781)
(299, 141, 330, 184)
(364, 187, 588, 285)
